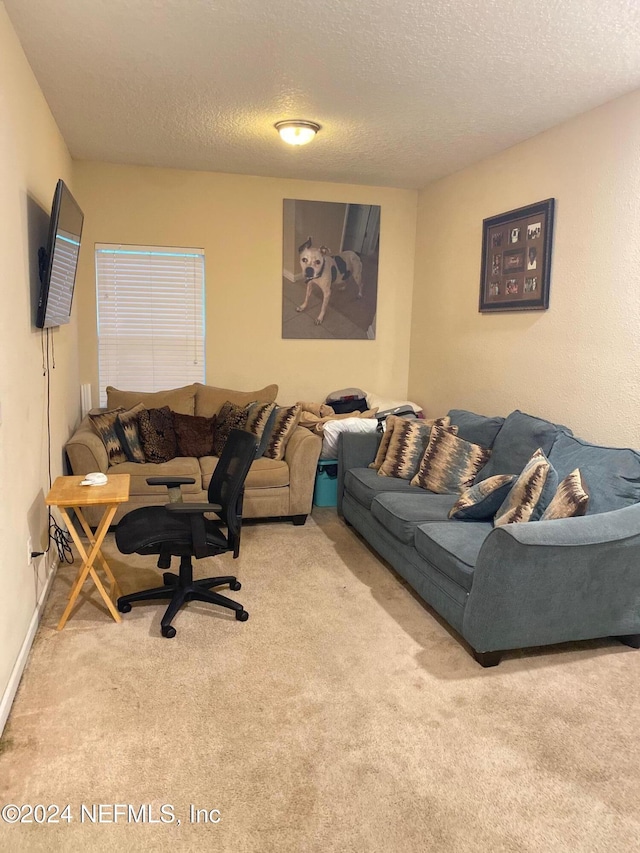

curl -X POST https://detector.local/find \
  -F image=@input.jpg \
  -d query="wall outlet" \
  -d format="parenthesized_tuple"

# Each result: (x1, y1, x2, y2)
(27, 537, 32, 564)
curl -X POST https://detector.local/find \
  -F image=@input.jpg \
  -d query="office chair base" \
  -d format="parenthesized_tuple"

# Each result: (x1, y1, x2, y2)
(161, 571, 240, 591)
(116, 562, 248, 637)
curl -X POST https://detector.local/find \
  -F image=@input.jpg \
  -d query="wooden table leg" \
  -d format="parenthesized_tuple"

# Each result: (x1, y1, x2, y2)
(74, 506, 122, 598)
(57, 504, 122, 630)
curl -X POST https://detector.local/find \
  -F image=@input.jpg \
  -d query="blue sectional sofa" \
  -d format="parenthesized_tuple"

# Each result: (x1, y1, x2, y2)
(337, 409, 640, 666)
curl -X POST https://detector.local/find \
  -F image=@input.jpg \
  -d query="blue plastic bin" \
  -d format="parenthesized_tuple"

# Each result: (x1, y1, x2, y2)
(313, 459, 339, 507)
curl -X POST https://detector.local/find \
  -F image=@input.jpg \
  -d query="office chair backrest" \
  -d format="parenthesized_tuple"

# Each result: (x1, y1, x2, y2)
(208, 429, 257, 542)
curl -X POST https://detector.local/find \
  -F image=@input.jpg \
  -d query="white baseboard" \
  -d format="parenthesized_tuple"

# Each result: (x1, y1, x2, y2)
(283, 268, 305, 283)
(0, 556, 58, 737)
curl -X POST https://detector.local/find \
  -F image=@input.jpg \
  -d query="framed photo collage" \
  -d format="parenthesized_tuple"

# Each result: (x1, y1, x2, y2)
(479, 198, 555, 312)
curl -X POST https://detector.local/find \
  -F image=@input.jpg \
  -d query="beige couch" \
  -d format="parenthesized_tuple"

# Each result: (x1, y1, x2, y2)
(65, 383, 322, 526)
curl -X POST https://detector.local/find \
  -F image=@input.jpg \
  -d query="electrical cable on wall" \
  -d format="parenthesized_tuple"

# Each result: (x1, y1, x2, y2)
(34, 328, 74, 564)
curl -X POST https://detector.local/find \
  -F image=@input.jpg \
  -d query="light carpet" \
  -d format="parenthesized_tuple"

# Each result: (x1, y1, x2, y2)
(1, 508, 640, 852)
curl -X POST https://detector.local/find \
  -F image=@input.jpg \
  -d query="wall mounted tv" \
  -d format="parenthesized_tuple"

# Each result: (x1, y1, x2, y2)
(36, 179, 84, 329)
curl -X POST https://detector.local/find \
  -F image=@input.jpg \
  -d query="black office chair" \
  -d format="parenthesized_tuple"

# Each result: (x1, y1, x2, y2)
(115, 429, 258, 637)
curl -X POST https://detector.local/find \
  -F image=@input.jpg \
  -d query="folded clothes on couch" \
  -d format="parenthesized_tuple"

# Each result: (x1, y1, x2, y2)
(297, 401, 378, 435)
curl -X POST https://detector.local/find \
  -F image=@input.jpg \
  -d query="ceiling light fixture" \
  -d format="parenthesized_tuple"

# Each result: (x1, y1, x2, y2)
(275, 120, 321, 146)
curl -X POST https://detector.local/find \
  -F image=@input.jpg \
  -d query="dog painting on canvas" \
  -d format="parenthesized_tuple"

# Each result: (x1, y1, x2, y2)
(296, 237, 363, 325)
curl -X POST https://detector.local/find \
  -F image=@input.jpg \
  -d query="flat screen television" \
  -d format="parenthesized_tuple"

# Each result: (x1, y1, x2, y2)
(36, 179, 84, 329)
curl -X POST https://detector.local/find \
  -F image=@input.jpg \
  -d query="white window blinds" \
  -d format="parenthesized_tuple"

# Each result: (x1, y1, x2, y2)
(96, 244, 205, 406)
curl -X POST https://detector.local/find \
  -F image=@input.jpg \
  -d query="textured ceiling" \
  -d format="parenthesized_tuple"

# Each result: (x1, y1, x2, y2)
(5, 0, 640, 189)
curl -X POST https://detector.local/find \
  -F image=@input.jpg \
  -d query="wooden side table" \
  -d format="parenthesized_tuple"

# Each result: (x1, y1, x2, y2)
(45, 474, 131, 630)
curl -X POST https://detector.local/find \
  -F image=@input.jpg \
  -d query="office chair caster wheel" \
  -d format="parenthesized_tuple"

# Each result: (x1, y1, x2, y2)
(161, 625, 176, 638)
(117, 600, 132, 613)
(235, 609, 249, 622)
(162, 572, 175, 586)
(230, 580, 241, 591)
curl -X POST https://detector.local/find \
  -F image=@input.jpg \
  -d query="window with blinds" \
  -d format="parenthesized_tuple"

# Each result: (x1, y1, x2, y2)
(96, 244, 205, 406)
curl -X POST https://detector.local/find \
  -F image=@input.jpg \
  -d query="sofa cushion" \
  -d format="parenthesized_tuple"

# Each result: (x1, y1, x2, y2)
(106, 384, 197, 415)
(344, 468, 416, 510)
(109, 457, 202, 496)
(549, 430, 640, 514)
(414, 522, 494, 592)
(475, 410, 560, 482)
(138, 406, 178, 463)
(448, 474, 516, 520)
(494, 448, 558, 526)
(200, 455, 289, 490)
(371, 492, 459, 545)
(541, 468, 590, 520)
(411, 426, 491, 494)
(194, 383, 278, 418)
(447, 409, 505, 448)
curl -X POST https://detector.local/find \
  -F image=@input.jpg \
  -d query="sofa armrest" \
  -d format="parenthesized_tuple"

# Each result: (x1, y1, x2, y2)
(336, 431, 382, 516)
(284, 426, 322, 516)
(65, 417, 108, 475)
(463, 503, 640, 653)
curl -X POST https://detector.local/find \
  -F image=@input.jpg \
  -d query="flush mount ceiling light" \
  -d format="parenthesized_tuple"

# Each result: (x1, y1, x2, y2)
(275, 120, 321, 146)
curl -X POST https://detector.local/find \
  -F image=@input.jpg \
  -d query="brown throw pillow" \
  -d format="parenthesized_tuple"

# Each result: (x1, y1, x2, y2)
(89, 407, 127, 465)
(264, 405, 302, 461)
(411, 425, 491, 494)
(137, 406, 178, 463)
(212, 401, 252, 457)
(369, 415, 399, 471)
(172, 412, 217, 457)
(114, 403, 146, 463)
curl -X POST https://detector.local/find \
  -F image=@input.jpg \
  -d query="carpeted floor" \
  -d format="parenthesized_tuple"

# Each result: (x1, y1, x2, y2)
(1, 508, 640, 852)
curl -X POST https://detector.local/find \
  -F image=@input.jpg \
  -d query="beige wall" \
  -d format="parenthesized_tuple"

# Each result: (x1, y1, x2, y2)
(409, 89, 640, 447)
(0, 4, 78, 718)
(73, 162, 417, 405)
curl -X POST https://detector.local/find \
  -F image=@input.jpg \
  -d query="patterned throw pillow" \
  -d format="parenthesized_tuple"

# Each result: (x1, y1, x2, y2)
(137, 406, 178, 463)
(378, 418, 457, 480)
(448, 474, 516, 520)
(541, 468, 589, 520)
(172, 412, 217, 457)
(89, 407, 127, 465)
(370, 415, 452, 472)
(264, 405, 302, 461)
(114, 404, 146, 463)
(212, 401, 252, 457)
(494, 448, 558, 526)
(245, 402, 277, 457)
(411, 426, 491, 494)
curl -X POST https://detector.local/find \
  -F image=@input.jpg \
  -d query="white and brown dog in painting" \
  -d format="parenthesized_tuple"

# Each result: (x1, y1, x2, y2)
(296, 236, 363, 325)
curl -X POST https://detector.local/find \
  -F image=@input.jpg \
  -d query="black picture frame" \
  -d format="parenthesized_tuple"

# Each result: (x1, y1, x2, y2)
(479, 198, 555, 312)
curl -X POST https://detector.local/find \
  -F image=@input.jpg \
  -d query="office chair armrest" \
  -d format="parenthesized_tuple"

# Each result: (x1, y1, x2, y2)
(146, 476, 197, 487)
(165, 502, 222, 559)
(165, 502, 223, 514)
